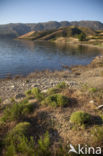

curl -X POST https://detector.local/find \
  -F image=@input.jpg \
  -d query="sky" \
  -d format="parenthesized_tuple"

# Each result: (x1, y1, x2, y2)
(0, 0, 103, 24)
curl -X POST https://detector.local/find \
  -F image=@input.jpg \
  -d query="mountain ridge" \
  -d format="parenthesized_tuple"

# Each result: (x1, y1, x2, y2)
(0, 20, 103, 38)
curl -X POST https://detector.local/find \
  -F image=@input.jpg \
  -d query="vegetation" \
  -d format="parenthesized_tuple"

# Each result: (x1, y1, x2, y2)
(1, 99, 34, 122)
(0, 82, 103, 155)
(41, 94, 69, 107)
(91, 126, 103, 143)
(5, 122, 50, 156)
(70, 111, 91, 126)
(31, 87, 44, 101)
(47, 82, 67, 95)
(78, 32, 86, 41)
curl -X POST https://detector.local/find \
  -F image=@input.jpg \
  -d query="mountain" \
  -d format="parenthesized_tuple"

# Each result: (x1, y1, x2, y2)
(0, 21, 103, 38)
(18, 26, 97, 41)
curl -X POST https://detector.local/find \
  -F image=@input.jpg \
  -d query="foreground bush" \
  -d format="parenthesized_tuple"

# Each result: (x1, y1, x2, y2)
(5, 125, 50, 156)
(6, 122, 31, 141)
(91, 126, 103, 144)
(31, 88, 44, 101)
(1, 99, 35, 122)
(41, 94, 69, 107)
(70, 111, 91, 126)
(5, 122, 34, 156)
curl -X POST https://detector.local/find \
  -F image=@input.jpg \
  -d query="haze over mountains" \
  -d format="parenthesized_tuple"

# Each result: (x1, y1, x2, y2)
(0, 20, 103, 38)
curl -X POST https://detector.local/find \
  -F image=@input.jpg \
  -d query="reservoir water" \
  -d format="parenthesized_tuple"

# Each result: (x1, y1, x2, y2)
(0, 39, 101, 78)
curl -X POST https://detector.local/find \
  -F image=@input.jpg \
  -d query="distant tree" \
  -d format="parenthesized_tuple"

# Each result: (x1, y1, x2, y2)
(78, 33, 86, 41)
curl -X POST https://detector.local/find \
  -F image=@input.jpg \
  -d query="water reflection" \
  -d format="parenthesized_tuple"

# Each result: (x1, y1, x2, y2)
(0, 39, 102, 78)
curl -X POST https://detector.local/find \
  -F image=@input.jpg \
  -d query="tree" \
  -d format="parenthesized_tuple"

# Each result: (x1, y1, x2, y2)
(78, 33, 86, 41)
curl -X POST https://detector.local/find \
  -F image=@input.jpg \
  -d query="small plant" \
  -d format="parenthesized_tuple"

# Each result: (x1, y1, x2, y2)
(91, 126, 103, 143)
(41, 94, 69, 107)
(8, 122, 30, 137)
(1, 99, 34, 122)
(56, 82, 67, 89)
(70, 111, 91, 126)
(5, 122, 35, 156)
(25, 89, 32, 97)
(5, 122, 31, 146)
(47, 82, 67, 95)
(31, 88, 44, 101)
(78, 32, 86, 41)
(89, 87, 97, 93)
(5, 130, 50, 156)
(37, 131, 50, 155)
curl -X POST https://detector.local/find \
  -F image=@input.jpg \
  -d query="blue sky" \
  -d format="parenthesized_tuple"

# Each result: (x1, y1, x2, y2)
(0, 0, 103, 24)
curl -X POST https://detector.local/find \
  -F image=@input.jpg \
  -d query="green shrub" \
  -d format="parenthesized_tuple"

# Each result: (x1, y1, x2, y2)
(89, 87, 97, 93)
(8, 122, 30, 137)
(25, 89, 32, 97)
(70, 111, 91, 126)
(78, 33, 86, 41)
(5, 130, 50, 156)
(5, 122, 30, 146)
(5, 122, 35, 156)
(91, 126, 103, 143)
(41, 94, 69, 107)
(37, 131, 50, 155)
(31, 88, 44, 101)
(56, 82, 67, 89)
(47, 82, 67, 95)
(5, 143, 16, 156)
(6, 136, 34, 156)
(1, 99, 34, 122)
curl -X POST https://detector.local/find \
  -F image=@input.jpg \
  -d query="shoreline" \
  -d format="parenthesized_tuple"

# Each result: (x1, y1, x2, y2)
(0, 55, 103, 103)
(54, 39, 103, 50)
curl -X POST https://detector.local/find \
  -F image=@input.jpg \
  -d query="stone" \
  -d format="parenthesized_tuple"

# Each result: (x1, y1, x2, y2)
(15, 93, 25, 99)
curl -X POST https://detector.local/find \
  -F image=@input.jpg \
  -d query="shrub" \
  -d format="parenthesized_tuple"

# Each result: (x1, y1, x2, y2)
(8, 122, 30, 138)
(5, 122, 35, 156)
(37, 131, 50, 155)
(25, 89, 32, 97)
(5, 122, 30, 146)
(41, 94, 69, 107)
(70, 111, 91, 126)
(47, 82, 67, 95)
(89, 87, 97, 93)
(31, 88, 44, 101)
(5, 130, 50, 156)
(1, 99, 34, 122)
(56, 82, 67, 89)
(91, 126, 103, 143)
(78, 33, 86, 41)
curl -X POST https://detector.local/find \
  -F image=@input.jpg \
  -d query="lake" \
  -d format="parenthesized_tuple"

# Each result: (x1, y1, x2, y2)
(0, 39, 102, 78)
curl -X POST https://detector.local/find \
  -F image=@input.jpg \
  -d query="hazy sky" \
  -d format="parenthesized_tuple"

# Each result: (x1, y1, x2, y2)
(0, 0, 103, 24)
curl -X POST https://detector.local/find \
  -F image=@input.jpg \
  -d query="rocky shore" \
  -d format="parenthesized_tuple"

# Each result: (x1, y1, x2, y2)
(0, 55, 103, 104)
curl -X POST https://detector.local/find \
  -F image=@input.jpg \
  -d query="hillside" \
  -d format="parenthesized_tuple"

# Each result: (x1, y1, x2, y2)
(18, 26, 96, 40)
(0, 20, 103, 38)
(18, 26, 103, 48)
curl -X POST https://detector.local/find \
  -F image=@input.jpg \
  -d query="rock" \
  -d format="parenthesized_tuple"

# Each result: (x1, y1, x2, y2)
(42, 89, 48, 93)
(89, 100, 94, 104)
(11, 85, 15, 88)
(15, 93, 25, 99)
(97, 105, 103, 109)
(3, 99, 10, 105)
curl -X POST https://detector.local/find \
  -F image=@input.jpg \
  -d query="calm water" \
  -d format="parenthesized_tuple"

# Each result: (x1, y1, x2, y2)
(0, 39, 101, 78)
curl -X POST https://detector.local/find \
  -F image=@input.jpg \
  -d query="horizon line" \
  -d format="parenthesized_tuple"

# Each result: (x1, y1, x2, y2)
(0, 20, 103, 25)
